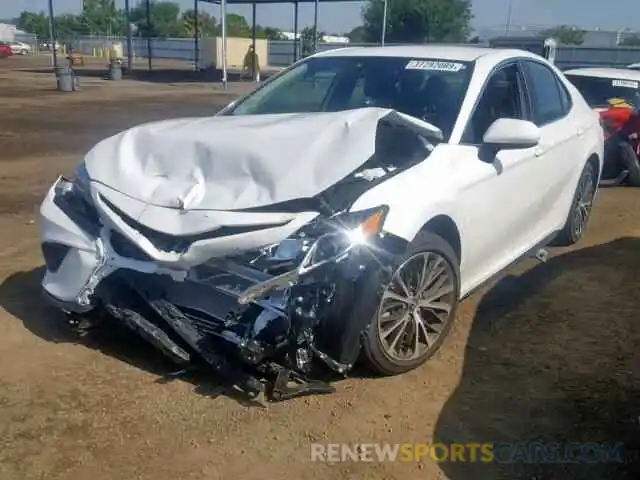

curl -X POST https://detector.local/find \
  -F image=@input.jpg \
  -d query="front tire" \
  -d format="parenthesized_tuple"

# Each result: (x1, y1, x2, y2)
(553, 160, 596, 246)
(362, 231, 460, 376)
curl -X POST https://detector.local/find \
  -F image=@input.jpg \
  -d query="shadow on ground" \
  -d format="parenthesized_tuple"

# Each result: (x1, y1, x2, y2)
(434, 237, 640, 479)
(0, 267, 266, 407)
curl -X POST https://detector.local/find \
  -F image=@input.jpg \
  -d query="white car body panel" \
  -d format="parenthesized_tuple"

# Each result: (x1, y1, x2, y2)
(564, 67, 640, 83)
(39, 45, 604, 307)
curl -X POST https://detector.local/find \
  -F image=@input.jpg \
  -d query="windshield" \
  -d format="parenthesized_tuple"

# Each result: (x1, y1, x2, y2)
(225, 56, 474, 140)
(566, 75, 640, 108)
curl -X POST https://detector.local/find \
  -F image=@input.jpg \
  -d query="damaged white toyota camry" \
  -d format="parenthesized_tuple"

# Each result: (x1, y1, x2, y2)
(39, 46, 604, 400)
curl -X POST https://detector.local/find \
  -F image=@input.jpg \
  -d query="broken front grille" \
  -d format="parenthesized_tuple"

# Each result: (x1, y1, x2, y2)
(99, 195, 291, 254)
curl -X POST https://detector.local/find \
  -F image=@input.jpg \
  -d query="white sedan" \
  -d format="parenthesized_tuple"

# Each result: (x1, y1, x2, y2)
(39, 46, 603, 400)
(9, 41, 32, 55)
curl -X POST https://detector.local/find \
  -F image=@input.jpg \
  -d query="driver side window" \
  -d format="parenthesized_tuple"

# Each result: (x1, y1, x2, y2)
(462, 64, 524, 144)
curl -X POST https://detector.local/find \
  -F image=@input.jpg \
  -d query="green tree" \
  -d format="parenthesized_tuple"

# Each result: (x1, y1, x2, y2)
(225, 13, 251, 37)
(361, 0, 472, 44)
(130, 1, 182, 38)
(541, 25, 585, 45)
(181, 9, 217, 37)
(300, 26, 325, 56)
(16, 11, 50, 38)
(81, 0, 122, 35)
(55, 14, 84, 39)
(347, 25, 367, 43)
(620, 34, 640, 47)
(261, 27, 284, 40)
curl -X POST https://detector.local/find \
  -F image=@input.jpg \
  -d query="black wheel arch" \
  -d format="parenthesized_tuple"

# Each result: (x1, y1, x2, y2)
(417, 215, 462, 265)
(586, 152, 601, 186)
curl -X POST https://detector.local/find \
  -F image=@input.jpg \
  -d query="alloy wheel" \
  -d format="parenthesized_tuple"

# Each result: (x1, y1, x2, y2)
(572, 167, 595, 238)
(376, 251, 457, 362)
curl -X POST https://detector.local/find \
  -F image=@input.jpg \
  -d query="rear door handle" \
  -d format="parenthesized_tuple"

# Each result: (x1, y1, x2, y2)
(534, 147, 545, 157)
(577, 127, 584, 136)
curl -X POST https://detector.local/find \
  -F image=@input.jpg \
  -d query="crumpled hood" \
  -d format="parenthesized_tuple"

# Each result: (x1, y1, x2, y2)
(84, 107, 442, 211)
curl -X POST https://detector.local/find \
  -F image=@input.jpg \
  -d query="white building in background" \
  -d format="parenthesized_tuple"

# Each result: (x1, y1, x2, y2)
(0, 23, 22, 41)
(279, 31, 349, 44)
(321, 35, 349, 44)
(280, 31, 300, 40)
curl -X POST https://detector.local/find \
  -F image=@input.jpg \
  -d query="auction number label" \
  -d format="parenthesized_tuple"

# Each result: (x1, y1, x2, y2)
(405, 60, 466, 72)
(612, 79, 639, 89)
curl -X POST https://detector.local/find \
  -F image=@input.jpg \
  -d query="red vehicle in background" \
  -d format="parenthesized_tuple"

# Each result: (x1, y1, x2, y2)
(0, 41, 14, 59)
(564, 68, 640, 187)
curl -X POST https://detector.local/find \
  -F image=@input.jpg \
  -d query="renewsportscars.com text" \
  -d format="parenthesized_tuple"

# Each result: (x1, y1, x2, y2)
(310, 442, 629, 464)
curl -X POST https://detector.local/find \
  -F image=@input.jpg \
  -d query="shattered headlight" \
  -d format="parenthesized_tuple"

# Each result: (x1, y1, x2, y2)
(330, 205, 389, 245)
(299, 205, 389, 273)
(238, 206, 389, 304)
(53, 162, 101, 236)
(54, 162, 92, 202)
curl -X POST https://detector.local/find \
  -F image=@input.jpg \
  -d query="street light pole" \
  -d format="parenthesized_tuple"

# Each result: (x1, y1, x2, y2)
(505, 0, 514, 35)
(221, 0, 228, 87)
(381, 0, 388, 46)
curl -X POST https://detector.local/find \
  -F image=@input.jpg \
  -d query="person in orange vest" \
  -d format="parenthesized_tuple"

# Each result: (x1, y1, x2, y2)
(599, 97, 640, 185)
(599, 98, 640, 139)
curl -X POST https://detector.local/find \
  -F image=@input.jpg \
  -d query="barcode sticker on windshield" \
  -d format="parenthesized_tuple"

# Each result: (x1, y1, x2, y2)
(612, 79, 639, 89)
(405, 60, 465, 72)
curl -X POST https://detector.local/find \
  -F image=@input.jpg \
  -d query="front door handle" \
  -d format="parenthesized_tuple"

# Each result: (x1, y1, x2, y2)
(577, 127, 584, 136)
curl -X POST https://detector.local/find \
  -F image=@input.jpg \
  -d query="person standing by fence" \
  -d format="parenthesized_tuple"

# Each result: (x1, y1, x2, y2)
(243, 45, 260, 82)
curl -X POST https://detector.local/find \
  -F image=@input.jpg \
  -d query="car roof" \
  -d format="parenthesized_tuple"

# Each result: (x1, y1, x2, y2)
(564, 67, 640, 81)
(312, 45, 541, 64)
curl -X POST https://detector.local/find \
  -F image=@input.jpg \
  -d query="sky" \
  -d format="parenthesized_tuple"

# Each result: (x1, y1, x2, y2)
(2, 0, 639, 35)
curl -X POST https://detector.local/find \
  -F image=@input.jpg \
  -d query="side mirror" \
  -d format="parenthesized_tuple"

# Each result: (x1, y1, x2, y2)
(482, 118, 541, 150)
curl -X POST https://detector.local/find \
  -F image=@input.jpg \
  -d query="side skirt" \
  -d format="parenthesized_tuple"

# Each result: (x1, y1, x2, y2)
(460, 231, 558, 301)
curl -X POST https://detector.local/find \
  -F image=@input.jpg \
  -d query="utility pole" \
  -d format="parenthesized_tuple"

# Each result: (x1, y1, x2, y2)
(48, 0, 58, 68)
(505, 0, 514, 35)
(125, 0, 133, 72)
(381, 0, 388, 45)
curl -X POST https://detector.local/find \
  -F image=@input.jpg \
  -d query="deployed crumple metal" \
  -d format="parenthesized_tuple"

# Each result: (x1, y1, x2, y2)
(39, 107, 442, 401)
(84, 107, 443, 212)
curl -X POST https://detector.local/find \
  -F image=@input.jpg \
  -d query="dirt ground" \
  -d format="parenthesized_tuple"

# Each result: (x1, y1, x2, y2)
(0, 56, 638, 480)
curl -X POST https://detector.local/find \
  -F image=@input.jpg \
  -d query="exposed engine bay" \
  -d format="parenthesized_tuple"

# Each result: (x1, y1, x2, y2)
(40, 108, 441, 401)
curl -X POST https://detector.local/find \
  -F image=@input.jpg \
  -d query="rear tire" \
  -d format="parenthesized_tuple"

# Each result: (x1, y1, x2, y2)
(553, 160, 596, 246)
(361, 231, 460, 376)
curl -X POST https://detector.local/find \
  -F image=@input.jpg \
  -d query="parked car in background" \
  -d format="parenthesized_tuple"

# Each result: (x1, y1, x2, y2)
(9, 41, 32, 55)
(564, 68, 640, 186)
(40, 41, 61, 52)
(627, 62, 640, 71)
(0, 41, 13, 59)
(39, 46, 604, 401)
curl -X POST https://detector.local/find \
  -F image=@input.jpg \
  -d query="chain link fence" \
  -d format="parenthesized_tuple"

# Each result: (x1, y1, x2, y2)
(15, 32, 640, 71)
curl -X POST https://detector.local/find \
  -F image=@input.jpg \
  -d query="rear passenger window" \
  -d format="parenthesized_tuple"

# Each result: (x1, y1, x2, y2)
(524, 61, 568, 125)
